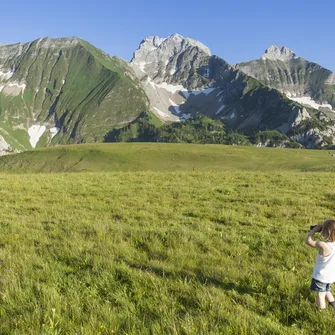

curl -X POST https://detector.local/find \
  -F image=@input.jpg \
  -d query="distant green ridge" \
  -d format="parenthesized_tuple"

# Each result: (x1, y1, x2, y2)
(0, 143, 334, 173)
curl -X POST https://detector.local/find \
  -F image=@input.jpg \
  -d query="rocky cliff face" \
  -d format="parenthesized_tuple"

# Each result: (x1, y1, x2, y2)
(130, 34, 213, 121)
(131, 35, 335, 147)
(236, 45, 335, 116)
(131, 34, 211, 83)
(261, 45, 298, 61)
(0, 37, 148, 153)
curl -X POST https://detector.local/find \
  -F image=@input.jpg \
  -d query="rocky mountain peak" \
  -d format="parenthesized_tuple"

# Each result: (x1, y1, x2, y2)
(131, 33, 211, 66)
(0, 37, 81, 65)
(35, 37, 80, 49)
(0, 37, 80, 54)
(262, 45, 298, 61)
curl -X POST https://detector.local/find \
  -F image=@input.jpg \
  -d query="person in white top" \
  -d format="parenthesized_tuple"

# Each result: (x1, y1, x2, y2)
(306, 219, 335, 309)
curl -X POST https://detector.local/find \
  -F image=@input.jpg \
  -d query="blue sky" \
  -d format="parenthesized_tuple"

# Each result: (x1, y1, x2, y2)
(1, 0, 335, 71)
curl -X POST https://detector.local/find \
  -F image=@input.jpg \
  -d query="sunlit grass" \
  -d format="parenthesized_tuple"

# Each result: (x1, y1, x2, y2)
(0, 143, 334, 173)
(0, 171, 334, 334)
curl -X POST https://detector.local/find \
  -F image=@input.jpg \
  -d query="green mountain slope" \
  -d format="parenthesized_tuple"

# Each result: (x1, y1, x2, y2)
(0, 37, 148, 152)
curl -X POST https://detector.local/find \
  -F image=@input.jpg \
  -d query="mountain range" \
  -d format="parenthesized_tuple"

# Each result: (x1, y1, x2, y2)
(0, 34, 335, 154)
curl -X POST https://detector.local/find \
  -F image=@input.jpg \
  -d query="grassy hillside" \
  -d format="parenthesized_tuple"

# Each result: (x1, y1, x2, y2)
(0, 171, 335, 334)
(0, 143, 334, 173)
(0, 38, 148, 150)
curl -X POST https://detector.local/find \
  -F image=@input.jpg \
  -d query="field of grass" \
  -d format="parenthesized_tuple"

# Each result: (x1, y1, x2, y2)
(0, 143, 334, 173)
(0, 144, 335, 334)
(0, 168, 335, 334)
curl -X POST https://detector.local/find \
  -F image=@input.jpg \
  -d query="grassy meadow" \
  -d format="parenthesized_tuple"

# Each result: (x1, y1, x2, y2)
(0, 143, 334, 173)
(0, 144, 335, 334)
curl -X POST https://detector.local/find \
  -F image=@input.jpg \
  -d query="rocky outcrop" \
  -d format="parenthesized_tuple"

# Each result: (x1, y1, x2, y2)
(261, 45, 298, 61)
(0, 135, 18, 156)
(131, 33, 211, 82)
(236, 46, 335, 114)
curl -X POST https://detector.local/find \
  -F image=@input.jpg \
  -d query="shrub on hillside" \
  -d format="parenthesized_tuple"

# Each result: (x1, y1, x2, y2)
(253, 130, 290, 147)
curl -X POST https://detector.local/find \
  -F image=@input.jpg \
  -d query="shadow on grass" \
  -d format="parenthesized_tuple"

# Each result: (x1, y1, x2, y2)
(124, 260, 256, 295)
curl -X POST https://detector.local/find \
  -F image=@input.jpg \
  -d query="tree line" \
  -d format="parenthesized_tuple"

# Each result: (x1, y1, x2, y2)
(104, 112, 302, 148)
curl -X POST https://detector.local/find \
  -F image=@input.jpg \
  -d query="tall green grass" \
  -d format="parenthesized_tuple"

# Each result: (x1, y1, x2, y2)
(0, 171, 334, 334)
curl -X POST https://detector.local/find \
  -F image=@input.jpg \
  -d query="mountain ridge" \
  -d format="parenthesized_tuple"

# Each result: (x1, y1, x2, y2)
(236, 45, 335, 113)
(128, 34, 335, 148)
(0, 36, 149, 154)
(1, 34, 335, 152)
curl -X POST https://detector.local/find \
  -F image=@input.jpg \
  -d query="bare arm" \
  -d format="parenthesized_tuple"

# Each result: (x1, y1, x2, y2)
(306, 224, 331, 257)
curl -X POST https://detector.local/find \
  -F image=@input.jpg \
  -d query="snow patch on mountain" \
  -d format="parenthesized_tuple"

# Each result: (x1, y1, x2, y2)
(169, 98, 181, 114)
(0, 69, 14, 80)
(153, 107, 179, 121)
(50, 127, 60, 139)
(28, 125, 46, 148)
(197, 88, 215, 96)
(150, 81, 187, 94)
(216, 105, 225, 115)
(288, 96, 333, 111)
(182, 88, 215, 99)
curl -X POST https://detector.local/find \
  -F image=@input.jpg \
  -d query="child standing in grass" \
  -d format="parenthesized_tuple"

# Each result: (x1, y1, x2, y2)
(306, 219, 335, 309)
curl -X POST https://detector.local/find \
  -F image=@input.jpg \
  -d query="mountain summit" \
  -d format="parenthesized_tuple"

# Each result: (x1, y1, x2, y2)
(132, 33, 211, 65)
(237, 45, 335, 115)
(130, 33, 214, 121)
(262, 45, 298, 61)
(131, 33, 211, 82)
